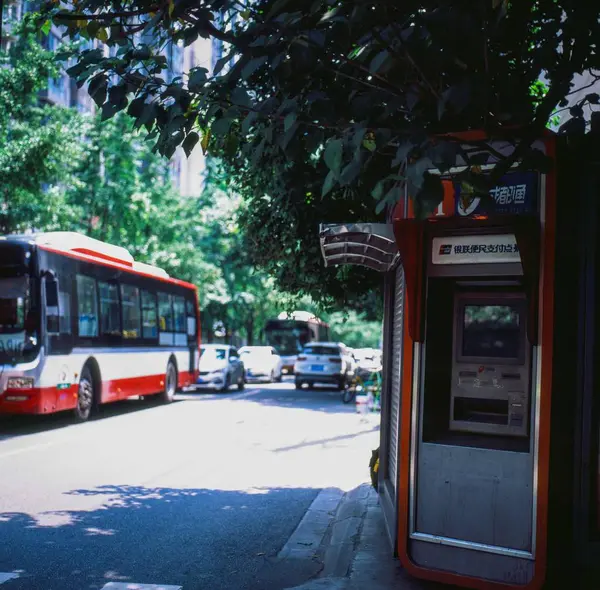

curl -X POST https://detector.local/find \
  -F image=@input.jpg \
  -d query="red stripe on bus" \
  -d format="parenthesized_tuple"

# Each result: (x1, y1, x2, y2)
(70, 247, 134, 267)
(0, 371, 194, 416)
(38, 244, 198, 291)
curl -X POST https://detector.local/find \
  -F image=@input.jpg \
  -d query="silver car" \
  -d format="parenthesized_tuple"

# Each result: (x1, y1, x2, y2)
(196, 344, 245, 392)
(294, 342, 355, 390)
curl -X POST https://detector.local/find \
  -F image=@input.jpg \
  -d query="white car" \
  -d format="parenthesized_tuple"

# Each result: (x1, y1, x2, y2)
(353, 348, 383, 372)
(294, 342, 355, 390)
(196, 344, 245, 392)
(239, 346, 283, 383)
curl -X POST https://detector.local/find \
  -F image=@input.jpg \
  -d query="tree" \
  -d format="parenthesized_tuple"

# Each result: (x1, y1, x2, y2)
(327, 311, 382, 350)
(0, 16, 84, 233)
(38, 0, 600, 304)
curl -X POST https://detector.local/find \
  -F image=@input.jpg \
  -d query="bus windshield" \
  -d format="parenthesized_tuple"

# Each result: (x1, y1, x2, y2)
(265, 322, 310, 356)
(0, 276, 38, 365)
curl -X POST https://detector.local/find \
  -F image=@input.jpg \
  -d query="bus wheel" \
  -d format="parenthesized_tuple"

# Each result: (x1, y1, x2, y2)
(161, 361, 177, 404)
(74, 366, 95, 422)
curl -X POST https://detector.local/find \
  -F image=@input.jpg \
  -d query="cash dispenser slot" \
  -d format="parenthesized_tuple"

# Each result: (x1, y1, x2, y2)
(453, 397, 509, 426)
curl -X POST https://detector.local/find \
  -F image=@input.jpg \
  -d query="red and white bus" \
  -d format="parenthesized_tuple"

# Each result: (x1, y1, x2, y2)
(0, 232, 200, 421)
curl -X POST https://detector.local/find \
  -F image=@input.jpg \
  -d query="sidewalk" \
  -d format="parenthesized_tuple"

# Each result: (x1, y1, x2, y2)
(282, 484, 439, 590)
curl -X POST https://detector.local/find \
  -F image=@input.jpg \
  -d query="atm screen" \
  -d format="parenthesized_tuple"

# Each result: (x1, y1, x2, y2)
(462, 304, 521, 359)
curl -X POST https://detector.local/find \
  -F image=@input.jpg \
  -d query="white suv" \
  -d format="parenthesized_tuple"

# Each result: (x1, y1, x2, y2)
(294, 342, 355, 390)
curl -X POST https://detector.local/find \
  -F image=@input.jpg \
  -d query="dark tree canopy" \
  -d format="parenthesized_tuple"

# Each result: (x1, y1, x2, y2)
(36, 0, 600, 304)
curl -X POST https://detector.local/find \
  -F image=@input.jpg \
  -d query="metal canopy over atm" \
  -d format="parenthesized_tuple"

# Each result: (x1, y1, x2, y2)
(319, 222, 400, 273)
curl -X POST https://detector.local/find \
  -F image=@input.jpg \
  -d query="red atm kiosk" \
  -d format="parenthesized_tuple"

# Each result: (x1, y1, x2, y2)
(391, 136, 556, 589)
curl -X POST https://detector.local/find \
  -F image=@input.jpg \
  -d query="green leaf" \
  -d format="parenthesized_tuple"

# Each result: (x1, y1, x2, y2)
(324, 138, 343, 174)
(87, 21, 101, 39)
(391, 141, 412, 167)
(127, 95, 146, 118)
(201, 128, 211, 154)
(241, 56, 268, 80)
(369, 50, 389, 74)
(182, 131, 200, 157)
(362, 137, 376, 152)
(267, 0, 292, 18)
(322, 170, 337, 197)
(339, 158, 362, 185)
(371, 180, 385, 200)
(212, 117, 233, 136)
(284, 112, 297, 132)
(188, 67, 208, 92)
(251, 138, 266, 165)
(231, 87, 252, 108)
(241, 111, 259, 134)
(375, 199, 387, 215)
(41, 20, 52, 36)
(88, 73, 108, 107)
(132, 45, 152, 60)
(213, 51, 234, 76)
(280, 122, 299, 150)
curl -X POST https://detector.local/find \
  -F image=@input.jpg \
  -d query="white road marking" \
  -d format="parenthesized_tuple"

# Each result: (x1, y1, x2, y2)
(101, 584, 181, 590)
(0, 573, 18, 584)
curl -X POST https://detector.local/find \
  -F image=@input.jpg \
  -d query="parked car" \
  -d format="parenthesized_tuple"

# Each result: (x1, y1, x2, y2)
(239, 346, 283, 383)
(294, 342, 355, 390)
(353, 348, 383, 372)
(196, 344, 245, 392)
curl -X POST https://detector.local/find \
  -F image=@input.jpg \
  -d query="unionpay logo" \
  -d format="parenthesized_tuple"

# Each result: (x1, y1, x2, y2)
(439, 244, 452, 255)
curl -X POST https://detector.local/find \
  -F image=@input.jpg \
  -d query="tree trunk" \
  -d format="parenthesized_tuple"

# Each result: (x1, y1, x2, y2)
(246, 318, 254, 345)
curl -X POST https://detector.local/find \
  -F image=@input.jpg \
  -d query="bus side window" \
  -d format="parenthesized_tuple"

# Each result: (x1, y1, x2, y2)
(173, 296, 186, 346)
(76, 275, 98, 338)
(158, 292, 174, 345)
(98, 281, 121, 337)
(186, 299, 196, 340)
(58, 282, 71, 334)
(141, 290, 157, 339)
(121, 284, 141, 339)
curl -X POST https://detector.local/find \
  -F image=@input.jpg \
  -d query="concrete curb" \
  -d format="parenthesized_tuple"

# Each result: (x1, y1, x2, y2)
(281, 484, 373, 590)
(320, 484, 371, 578)
(278, 488, 345, 561)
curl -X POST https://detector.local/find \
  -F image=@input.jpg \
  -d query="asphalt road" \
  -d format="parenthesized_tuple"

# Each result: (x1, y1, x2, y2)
(0, 380, 380, 590)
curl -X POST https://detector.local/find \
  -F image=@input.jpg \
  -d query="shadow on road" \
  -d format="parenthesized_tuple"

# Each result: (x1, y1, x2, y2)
(0, 397, 180, 441)
(272, 425, 380, 453)
(0, 484, 326, 590)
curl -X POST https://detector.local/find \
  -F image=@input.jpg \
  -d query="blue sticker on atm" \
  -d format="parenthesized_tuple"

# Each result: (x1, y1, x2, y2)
(454, 171, 539, 216)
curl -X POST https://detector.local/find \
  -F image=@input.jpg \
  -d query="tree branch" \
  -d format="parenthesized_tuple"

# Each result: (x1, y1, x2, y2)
(55, 5, 163, 21)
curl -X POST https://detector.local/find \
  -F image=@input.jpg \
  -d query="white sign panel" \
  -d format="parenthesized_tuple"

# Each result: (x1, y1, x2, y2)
(432, 234, 521, 265)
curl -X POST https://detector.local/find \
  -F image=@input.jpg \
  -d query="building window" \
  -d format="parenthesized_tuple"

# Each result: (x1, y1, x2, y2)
(76, 275, 98, 337)
(141, 290, 157, 339)
(99, 281, 120, 336)
(121, 284, 141, 339)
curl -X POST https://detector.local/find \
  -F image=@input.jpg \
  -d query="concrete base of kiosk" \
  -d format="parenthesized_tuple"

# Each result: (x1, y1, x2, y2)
(409, 539, 535, 584)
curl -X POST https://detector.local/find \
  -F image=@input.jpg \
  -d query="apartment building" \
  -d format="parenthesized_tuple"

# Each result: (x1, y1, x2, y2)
(2, 0, 215, 197)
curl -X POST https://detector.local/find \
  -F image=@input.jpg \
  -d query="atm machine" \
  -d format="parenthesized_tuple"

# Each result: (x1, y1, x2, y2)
(449, 290, 530, 438)
(393, 202, 554, 589)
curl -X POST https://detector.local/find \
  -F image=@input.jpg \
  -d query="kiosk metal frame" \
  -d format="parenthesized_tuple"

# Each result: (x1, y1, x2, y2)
(391, 137, 556, 589)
